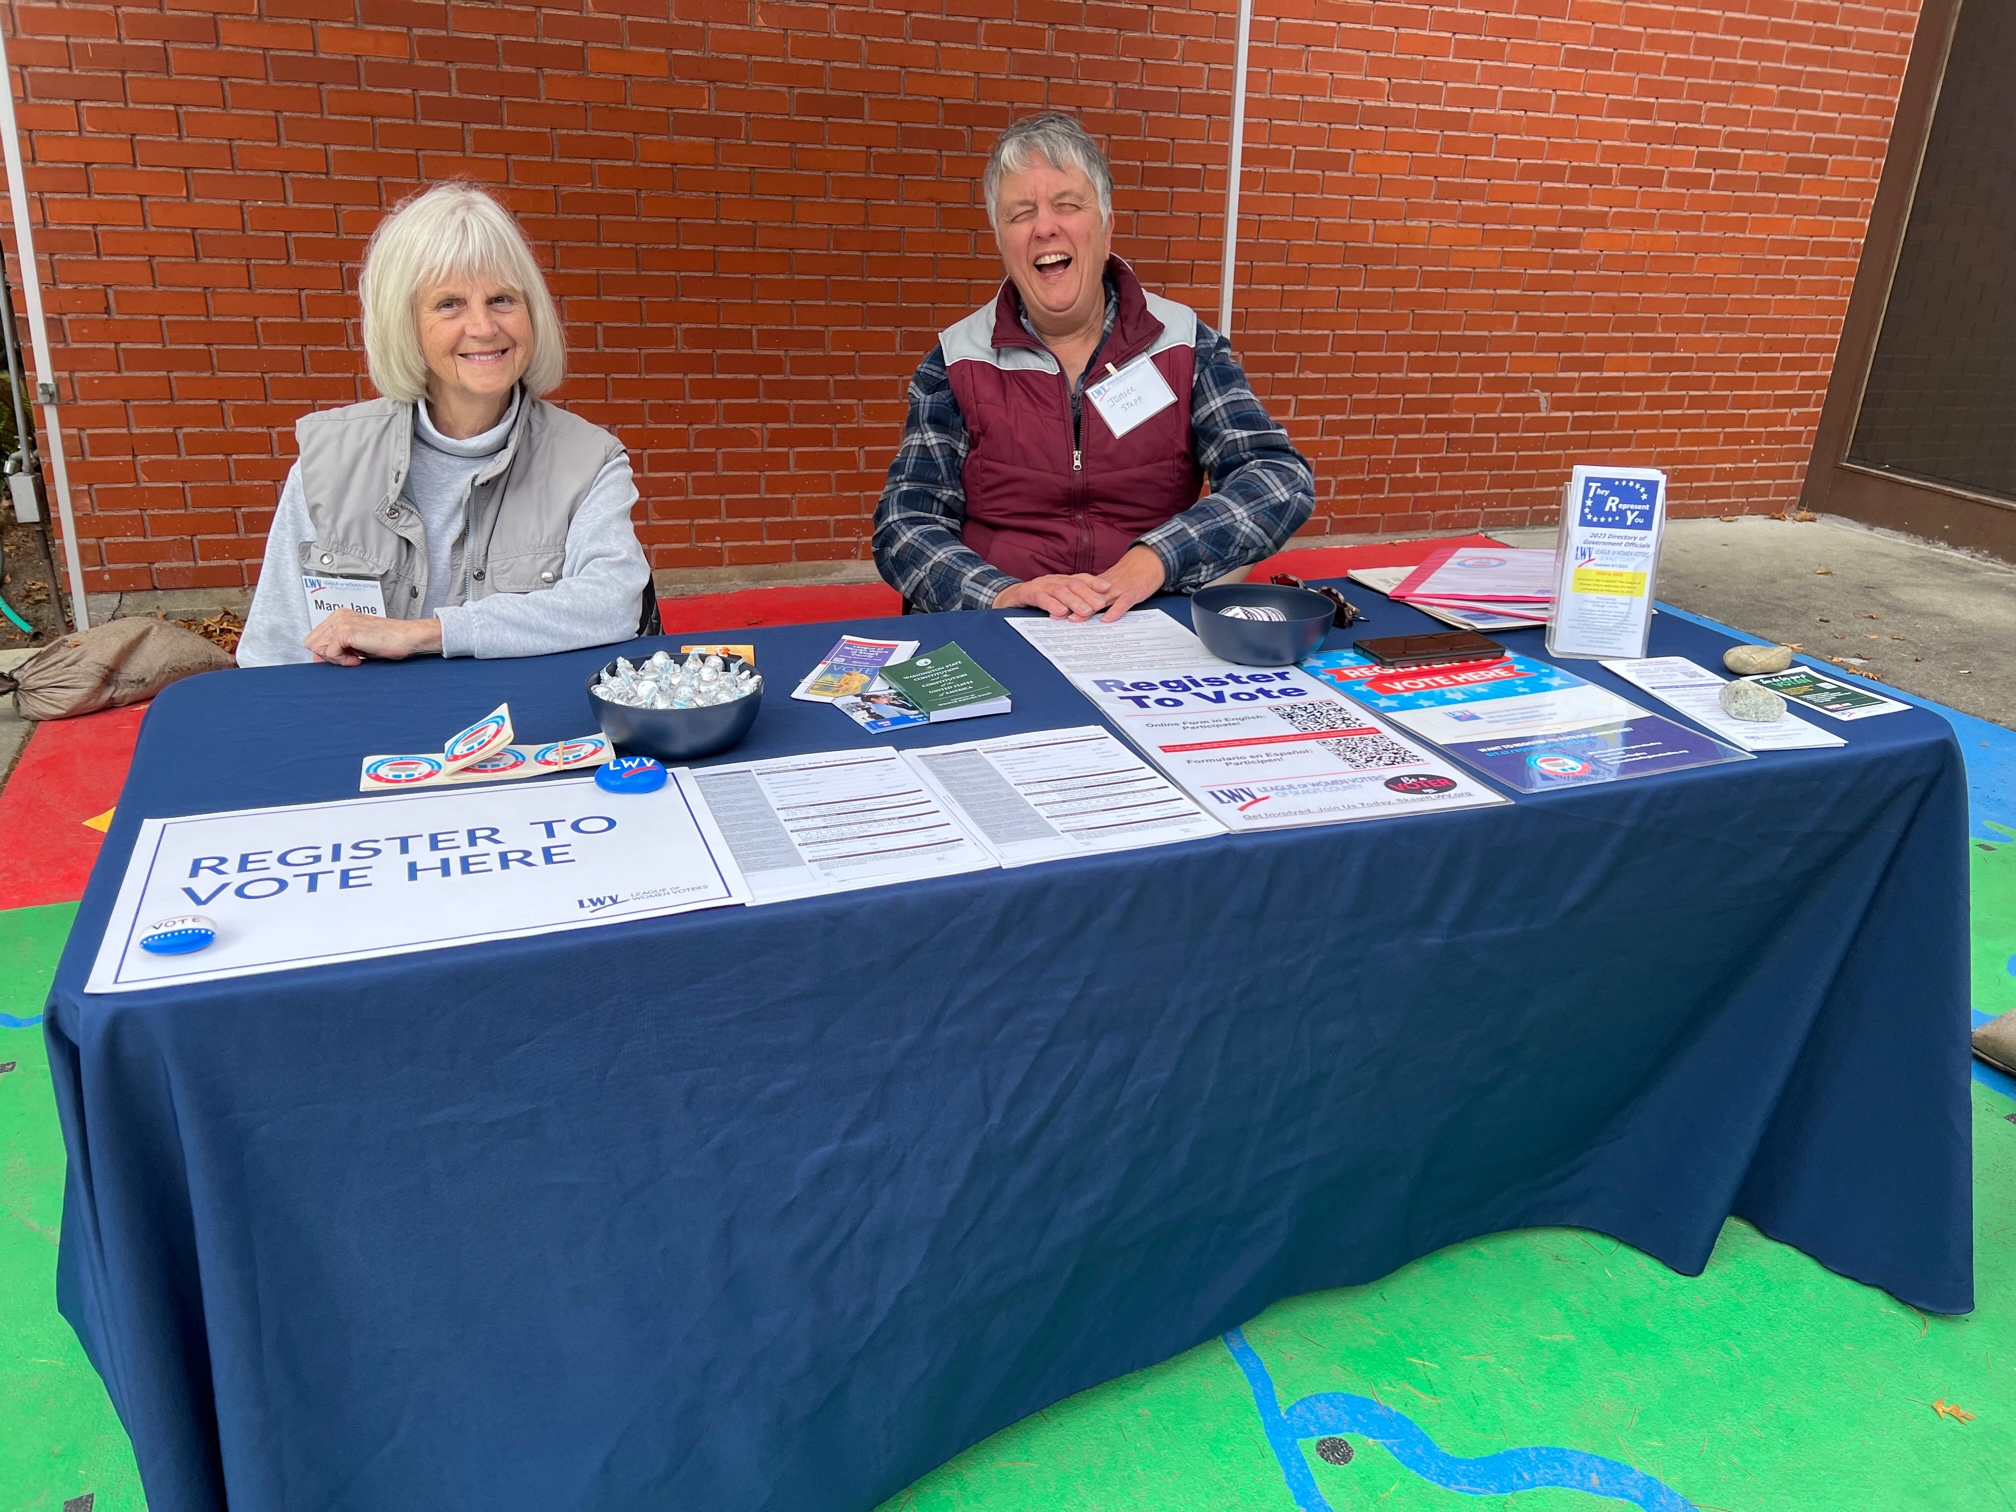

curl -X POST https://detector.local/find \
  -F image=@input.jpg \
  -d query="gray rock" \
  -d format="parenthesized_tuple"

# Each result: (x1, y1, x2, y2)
(1723, 643, 1794, 675)
(1719, 678, 1787, 722)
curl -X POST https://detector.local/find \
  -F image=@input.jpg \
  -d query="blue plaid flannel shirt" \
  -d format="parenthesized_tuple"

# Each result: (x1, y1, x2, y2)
(873, 285, 1316, 613)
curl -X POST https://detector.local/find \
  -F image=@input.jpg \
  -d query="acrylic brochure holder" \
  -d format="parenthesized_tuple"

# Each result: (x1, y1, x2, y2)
(1546, 465, 1667, 661)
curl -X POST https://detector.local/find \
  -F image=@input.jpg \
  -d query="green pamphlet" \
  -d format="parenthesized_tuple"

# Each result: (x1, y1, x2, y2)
(877, 642, 1013, 723)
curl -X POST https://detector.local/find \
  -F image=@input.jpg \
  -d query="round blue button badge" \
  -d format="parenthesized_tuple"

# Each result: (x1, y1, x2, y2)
(596, 756, 667, 794)
(139, 914, 218, 956)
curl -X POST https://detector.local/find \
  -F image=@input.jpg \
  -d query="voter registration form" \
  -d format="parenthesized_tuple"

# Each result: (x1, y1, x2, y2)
(676, 748, 995, 905)
(906, 725, 1224, 866)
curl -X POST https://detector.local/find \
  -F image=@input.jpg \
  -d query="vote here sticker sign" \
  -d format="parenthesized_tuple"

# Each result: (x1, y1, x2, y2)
(85, 776, 750, 993)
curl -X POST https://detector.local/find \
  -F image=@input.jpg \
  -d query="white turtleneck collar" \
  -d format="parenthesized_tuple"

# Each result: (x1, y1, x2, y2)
(415, 388, 522, 459)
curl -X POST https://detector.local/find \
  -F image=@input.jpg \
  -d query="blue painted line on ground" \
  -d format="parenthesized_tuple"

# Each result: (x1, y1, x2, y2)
(1223, 1327, 1697, 1511)
(1971, 1009, 2016, 1102)
(0, 1009, 41, 1030)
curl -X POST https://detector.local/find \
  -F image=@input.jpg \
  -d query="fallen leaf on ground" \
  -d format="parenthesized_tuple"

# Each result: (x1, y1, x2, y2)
(1814, 567, 1833, 575)
(177, 608, 244, 657)
(1930, 1399, 1974, 1423)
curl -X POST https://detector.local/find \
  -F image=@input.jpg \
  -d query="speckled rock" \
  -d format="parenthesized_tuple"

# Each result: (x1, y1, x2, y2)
(1723, 643, 1794, 676)
(1719, 678, 1787, 722)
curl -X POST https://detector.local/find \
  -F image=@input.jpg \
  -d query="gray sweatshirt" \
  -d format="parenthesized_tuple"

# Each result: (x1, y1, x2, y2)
(237, 396, 652, 667)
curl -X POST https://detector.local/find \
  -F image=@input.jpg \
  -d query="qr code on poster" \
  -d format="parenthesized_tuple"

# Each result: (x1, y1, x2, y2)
(1317, 733, 1420, 769)
(1269, 700, 1365, 734)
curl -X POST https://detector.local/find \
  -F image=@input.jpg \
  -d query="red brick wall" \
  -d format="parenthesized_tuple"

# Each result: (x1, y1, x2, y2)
(2, 0, 1922, 594)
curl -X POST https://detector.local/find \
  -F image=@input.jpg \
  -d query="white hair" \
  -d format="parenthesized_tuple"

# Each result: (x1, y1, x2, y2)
(359, 183, 566, 402)
(983, 113, 1113, 231)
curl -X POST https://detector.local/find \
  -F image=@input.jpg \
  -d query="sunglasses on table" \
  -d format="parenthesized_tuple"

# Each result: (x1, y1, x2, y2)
(1268, 573, 1365, 628)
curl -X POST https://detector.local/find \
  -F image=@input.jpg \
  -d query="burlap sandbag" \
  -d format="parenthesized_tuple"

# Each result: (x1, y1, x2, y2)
(5, 617, 235, 721)
(1976, 1011, 2016, 1078)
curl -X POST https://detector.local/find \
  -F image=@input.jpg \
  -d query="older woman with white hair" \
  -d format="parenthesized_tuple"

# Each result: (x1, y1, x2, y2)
(238, 183, 653, 667)
(874, 112, 1313, 622)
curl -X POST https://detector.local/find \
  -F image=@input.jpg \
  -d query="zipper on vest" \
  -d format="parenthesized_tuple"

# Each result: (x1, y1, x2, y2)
(1072, 449, 1081, 472)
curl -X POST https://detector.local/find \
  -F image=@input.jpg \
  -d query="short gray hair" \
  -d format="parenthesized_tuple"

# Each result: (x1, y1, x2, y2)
(359, 183, 566, 402)
(983, 113, 1113, 231)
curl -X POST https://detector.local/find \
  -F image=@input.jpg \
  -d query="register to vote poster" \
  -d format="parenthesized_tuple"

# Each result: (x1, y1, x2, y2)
(87, 777, 749, 993)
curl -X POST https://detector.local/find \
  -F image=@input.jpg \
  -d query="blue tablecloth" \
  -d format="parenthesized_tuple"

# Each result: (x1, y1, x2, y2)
(45, 596, 1972, 1512)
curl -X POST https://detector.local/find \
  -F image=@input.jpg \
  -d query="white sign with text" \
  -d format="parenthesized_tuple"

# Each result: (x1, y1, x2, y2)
(87, 776, 749, 992)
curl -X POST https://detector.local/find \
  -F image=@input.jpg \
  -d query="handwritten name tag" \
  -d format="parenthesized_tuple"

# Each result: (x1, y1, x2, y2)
(1086, 355, 1179, 440)
(303, 574, 387, 628)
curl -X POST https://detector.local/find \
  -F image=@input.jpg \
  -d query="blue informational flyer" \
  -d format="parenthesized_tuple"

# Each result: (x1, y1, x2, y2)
(1439, 717, 1750, 793)
(1302, 648, 1751, 790)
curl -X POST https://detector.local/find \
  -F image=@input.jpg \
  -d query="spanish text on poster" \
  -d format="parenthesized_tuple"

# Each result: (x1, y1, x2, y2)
(1071, 665, 1507, 829)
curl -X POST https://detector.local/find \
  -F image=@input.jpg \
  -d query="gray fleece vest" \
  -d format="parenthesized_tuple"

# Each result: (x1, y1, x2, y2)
(293, 393, 624, 613)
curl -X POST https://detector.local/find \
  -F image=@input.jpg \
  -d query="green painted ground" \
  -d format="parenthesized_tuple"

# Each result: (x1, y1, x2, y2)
(4, 839, 2012, 1512)
(0, 903, 145, 1512)
(890, 1090, 2015, 1512)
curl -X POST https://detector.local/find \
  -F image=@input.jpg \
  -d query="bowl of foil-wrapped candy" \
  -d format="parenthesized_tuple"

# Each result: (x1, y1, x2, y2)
(1190, 582, 1338, 666)
(586, 649, 763, 762)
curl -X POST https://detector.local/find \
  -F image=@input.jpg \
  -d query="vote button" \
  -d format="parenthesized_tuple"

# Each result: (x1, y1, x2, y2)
(140, 915, 218, 956)
(595, 756, 667, 794)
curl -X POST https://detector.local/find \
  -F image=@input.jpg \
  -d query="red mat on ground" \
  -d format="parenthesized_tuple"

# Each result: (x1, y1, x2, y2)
(0, 538, 1493, 909)
(658, 582, 900, 633)
(0, 702, 147, 911)
(650, 537, 1501, 634)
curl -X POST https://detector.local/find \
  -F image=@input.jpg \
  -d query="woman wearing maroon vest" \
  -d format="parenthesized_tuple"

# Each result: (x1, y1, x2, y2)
(875, 114, 1315, 621)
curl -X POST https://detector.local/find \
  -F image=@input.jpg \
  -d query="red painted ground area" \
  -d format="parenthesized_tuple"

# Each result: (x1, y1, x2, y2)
(0, 539, 1479, 910)
(0, 703, 147, 911)
(658, 582, 900, 632)
(651, 538, 1498, 634)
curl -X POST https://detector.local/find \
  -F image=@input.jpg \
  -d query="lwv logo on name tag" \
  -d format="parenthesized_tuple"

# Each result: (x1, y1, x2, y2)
(302, 574, 387, 628)
(1086, 355, 1178, 440)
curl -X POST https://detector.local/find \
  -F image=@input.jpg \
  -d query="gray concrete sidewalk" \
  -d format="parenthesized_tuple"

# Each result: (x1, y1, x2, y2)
(1496, 514, 2016, 730)
(0, 647, 35, 783)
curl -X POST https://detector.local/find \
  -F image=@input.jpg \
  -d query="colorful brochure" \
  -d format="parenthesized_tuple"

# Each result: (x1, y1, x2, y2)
(1547, 466, 1666, 660)
(1601, 657, 1845, 752)
(1303, 647, 1752, 791)
(1743, 666, 1910, 721)
(832, 688, 929, 733)
(1303, 649, 1642, 743)
(791, 635, 918, 703)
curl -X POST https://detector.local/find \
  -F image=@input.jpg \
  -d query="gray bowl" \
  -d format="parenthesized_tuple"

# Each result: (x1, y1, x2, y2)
(586, 656, 762, 762)
(1191, 584, 1337, 666)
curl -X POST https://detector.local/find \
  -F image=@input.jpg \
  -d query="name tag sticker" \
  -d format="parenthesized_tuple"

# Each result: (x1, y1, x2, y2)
(1086, 356, 1179, 440)
(302, 574, 387, 628)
